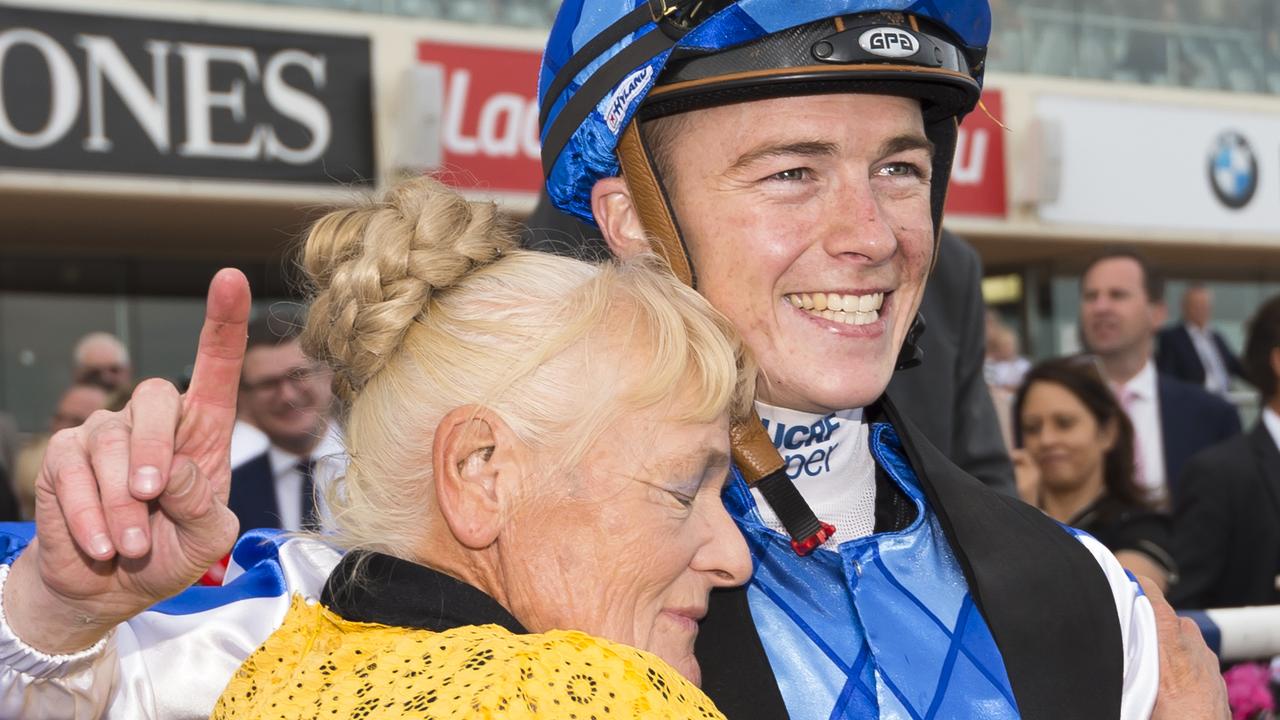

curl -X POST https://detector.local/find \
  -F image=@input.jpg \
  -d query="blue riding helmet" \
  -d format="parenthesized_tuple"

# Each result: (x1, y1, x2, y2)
(536, 1, 991, 553)
(539, 0, 992, 236)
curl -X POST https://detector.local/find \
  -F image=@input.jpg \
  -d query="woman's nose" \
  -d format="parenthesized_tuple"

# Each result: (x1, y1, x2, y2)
(697, 504, 753, 587)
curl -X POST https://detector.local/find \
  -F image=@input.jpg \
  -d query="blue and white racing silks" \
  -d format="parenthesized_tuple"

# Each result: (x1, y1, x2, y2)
(0, 527, 341, 720)
(0, 425, 1159, 719)
(723, 422, 1161, 720)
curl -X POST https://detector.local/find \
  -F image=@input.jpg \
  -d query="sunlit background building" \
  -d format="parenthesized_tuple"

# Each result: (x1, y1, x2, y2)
(0, 0, 1277, 430)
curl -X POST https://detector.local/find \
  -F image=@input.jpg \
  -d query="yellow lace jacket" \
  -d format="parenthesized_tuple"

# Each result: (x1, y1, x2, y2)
(213, 595, 725, 719)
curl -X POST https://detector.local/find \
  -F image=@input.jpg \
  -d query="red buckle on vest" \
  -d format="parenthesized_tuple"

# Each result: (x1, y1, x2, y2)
(198, 554, 231, 587)
(790, 522, 837, 556)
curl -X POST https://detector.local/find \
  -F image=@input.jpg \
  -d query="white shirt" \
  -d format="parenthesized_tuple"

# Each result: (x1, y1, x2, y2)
(260, 424, 347, 532)
(1262, 407, 1280, 453)
(1117, 361, 1167, 501)
(750, 401, 875, 546)
(1185, 323, 1230, 396)
(229, 421, 269, 468)
(984, 356, 1031, 390)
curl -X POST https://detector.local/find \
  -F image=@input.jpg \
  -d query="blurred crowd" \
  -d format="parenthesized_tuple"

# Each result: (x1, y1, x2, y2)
(985, 251, 1277, 601)
(981, 250, 1280, 715)
(0, 333, 135, 522)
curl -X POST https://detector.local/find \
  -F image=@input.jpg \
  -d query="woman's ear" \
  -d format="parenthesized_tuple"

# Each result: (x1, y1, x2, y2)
(432, 407, 529, 550)
(591, 176, 651, 260)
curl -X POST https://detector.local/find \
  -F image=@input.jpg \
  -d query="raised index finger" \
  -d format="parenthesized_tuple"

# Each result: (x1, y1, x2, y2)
(186, 268, 251, 414)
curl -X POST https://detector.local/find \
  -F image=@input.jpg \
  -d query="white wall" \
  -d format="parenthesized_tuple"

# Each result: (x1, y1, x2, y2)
(957, 71, 1280, 250)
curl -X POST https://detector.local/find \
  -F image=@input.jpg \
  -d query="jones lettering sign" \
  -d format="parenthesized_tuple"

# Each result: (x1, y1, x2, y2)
(0, 6, 373, 184)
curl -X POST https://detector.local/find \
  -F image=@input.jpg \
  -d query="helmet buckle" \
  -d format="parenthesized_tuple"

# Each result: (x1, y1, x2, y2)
(646, 0, 679, 23)
(646, 1, 731, 34)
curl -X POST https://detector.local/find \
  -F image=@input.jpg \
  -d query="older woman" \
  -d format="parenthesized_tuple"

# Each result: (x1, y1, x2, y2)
(1013, 358, 1176, 590)
(0, 176, 752, 718)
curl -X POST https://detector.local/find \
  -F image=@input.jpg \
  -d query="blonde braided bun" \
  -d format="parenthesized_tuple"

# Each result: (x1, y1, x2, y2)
(301, 176, 754, 560)
(299, 175, 515, 401)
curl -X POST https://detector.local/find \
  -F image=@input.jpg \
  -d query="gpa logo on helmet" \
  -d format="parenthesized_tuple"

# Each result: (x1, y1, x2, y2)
(859, 27, 920, 58)
(604, 65, 654, 134)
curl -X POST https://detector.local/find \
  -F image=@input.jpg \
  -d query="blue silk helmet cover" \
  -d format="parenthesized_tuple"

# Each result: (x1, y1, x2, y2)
(538, 0, 992, 223)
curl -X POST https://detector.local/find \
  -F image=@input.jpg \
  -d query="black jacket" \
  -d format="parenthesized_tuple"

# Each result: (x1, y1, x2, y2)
(1156, 324, 1246, 389)
(0, 465, 18, 522)
(696, 398, 1125, 719)
(1170, 422, 1280, 609)
(227, 451, 283, 532)
(887, 231, 1015, 495)
(1157, 373, 1241, 497)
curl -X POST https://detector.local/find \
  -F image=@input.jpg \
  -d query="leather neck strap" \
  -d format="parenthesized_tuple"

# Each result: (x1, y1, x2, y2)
(616, 121, 695, 286)
(616, 120, 788, 486)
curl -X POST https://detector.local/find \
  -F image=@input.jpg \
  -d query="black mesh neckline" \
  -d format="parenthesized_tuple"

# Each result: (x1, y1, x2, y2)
(873, 462, 919, 533)
(320, 551, 527, 635)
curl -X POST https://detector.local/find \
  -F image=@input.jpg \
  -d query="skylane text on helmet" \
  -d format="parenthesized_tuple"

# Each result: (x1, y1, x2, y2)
(605, 66, 654, 134)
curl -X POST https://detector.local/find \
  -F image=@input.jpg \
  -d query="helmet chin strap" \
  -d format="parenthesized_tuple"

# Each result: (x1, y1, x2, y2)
(896, 313, 927, 370)
(616, 120, 835, 556)
(615, 122, 696, 287)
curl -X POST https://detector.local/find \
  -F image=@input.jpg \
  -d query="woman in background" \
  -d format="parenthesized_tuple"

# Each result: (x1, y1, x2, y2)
(1013, 358, 1175, 590)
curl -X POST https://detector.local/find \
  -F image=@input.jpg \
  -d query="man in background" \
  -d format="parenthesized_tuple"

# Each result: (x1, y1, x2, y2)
(12, 381, 111, 520)
(72, 332, 131, 391)
(1156, 283, 1246, 398)
(228, 309, 342, 533)
(1079, 249, 1239, 502)
(1170, 293, 1280, 609)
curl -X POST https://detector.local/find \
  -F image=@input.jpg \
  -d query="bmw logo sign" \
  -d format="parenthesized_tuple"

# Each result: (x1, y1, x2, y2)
(1207, 131, 1258, 210)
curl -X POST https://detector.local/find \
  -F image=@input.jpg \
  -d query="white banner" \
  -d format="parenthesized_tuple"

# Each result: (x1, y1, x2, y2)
(1036, 95, 1278, 235)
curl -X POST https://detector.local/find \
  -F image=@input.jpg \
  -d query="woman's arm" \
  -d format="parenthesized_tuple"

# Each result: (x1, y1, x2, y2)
(0, 529, 340, 719)
(1115, 550, 1169, 593)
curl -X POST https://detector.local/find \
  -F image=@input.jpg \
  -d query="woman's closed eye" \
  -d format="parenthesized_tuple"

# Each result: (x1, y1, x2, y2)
(668, 490, 697, 509)
(653, 453, 729, 511)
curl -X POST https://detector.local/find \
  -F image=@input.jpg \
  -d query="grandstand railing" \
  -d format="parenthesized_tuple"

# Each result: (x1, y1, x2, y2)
(993, 7, 1279, 94)
(191, 1, 1278, 91)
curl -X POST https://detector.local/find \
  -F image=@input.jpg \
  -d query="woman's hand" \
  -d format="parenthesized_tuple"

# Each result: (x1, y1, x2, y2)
(2, 269, 250, 653)
(1010, 448, 1040, 506)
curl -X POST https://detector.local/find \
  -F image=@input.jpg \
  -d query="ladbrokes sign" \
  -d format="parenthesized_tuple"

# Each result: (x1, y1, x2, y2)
(417, 40, 542, 196)
(413, 39, 1008, 215)
(946, 89, 1006, 218)
(0, 6, 373, 184)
